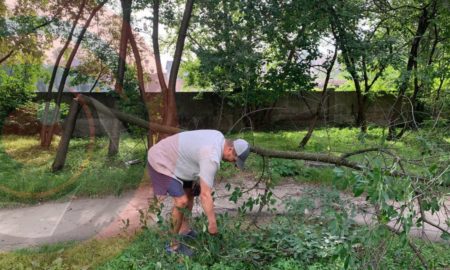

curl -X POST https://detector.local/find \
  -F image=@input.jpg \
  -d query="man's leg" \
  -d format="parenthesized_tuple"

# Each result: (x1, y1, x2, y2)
(172, 194, 189, 236)
(179, 187, 194, 234)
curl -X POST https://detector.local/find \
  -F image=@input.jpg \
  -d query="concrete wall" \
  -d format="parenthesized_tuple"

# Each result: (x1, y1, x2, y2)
(174, 90, 396, 131)
(269, 91, 395, 129)
(36, 91, 398, 136)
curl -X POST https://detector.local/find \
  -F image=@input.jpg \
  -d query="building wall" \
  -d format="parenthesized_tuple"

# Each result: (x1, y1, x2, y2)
(36, 91, 399, 136)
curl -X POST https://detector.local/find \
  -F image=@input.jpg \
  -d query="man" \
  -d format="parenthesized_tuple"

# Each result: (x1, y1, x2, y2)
(147, 129, 250, 256)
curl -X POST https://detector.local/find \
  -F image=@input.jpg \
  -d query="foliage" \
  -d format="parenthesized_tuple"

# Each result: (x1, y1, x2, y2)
(181, 0, 323, 128)
(270, 159, 299, 178)
(36, 101, 69, 125)
(1, 192, 448, 269)
(0, 57, 42, 126)
(0, 1, 54, 62)
(96, 187, 449, 270)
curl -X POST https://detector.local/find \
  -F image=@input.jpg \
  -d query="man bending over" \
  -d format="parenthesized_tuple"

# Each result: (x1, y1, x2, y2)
(147, 129, 250, 256)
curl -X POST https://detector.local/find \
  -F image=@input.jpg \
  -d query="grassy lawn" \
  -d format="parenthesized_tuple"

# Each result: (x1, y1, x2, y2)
(1, 127, 448, 206)
(0, 236, 133, 269)
(0, 135, 147, 206)
(222, 126, 450, 185)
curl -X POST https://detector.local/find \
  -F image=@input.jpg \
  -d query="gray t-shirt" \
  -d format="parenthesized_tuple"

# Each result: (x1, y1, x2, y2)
(147, 130, 224, 187)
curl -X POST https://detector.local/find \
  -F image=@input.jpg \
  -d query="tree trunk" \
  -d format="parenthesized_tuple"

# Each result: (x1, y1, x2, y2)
(151, 0, 194, 140)
(330, 19, 366, 132)
(163, 0, 195, 128)
(108, 0, 132, 156)
(45, 1, 107, 150)
(409, 22, 439, 129)
(151, 0, 169, 140)
(128, 26, 152, 147)
(40, 0, 87, 148)
(108, 102, 121, 156)
(114, 0, 132, 96)
(432, 75, 444, 118)
(355, 83, 366, 132)
(52, 99, 81, 172)
(388, 4, 434, 140)
(299, 47, 337, 148)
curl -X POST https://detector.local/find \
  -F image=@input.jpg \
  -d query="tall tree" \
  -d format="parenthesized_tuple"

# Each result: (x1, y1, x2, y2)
(47, 0, 108, 150)
(107, 0, 133, 156)
(150, 0, 194, 135)
(40, 0, 88, 148)
(130, 33, 154, 143)
(386, 0, 439, 139)
(184, 0, 322, 130)
(326, 0, 393, 133)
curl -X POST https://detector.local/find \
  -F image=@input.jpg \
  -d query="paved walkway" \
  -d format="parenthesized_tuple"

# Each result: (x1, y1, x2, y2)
(0, 181, 448, 252)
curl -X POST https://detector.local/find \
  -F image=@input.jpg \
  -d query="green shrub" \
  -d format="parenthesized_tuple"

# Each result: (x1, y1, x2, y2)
(0, 56, 43, 126)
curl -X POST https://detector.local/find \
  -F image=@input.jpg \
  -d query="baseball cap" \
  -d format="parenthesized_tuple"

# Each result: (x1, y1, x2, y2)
(233, 139, 250, 170)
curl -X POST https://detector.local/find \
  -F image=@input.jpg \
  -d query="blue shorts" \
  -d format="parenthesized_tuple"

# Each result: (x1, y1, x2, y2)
(148, 164, 192, 197)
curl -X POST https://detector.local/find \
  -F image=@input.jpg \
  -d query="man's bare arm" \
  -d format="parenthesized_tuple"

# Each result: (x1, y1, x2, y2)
(199, 178, 217, 234)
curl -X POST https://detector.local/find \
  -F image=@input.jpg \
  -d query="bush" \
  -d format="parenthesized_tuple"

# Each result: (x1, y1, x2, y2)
(0, 60, 42, 126)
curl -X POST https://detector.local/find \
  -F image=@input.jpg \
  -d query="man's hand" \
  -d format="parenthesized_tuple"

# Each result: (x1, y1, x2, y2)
(208, 222, 218, 235)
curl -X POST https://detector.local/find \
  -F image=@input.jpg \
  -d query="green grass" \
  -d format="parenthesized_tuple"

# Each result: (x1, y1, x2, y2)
(1, 127, 448, 205)
(0, 236, 133, 269)
(0, 135, 147, 206)
(222, 127, 450, 185)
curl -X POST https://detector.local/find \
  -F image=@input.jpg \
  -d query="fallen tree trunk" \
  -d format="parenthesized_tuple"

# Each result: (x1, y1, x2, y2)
(250, 146, 361, 171)
(76, 94, 182, 135)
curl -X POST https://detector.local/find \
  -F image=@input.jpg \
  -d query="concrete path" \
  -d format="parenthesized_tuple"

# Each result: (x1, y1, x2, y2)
(0, 181, 448, 252)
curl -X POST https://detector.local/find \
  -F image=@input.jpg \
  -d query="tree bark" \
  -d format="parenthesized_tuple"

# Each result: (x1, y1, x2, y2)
(52, 99, 81, 172)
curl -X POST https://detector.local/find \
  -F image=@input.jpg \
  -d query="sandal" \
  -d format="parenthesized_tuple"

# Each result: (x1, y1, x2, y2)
(165, 242, 194, 257)
(181, 229, 198, 240)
